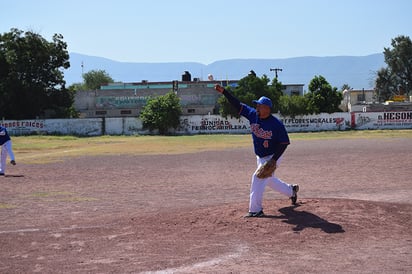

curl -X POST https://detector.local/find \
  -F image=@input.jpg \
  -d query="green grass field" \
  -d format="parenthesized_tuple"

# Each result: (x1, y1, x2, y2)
(11, 129, 412, 164)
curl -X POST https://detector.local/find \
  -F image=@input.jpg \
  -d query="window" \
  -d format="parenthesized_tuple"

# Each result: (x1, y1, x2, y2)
(188, 109, 195, 113)
(95, 110, 107, 115)
(120, 110, 132, 115)
(357, 94, 365, 102)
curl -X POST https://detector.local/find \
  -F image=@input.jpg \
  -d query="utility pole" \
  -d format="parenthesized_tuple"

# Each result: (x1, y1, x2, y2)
(270, 68, 283, 79)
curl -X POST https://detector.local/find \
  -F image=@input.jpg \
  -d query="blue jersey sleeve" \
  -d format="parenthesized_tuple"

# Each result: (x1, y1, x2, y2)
(239, 103, 257, 121)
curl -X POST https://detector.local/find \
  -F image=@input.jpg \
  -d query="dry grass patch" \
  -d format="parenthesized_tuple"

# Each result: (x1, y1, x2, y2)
(12, 130, 412, 164)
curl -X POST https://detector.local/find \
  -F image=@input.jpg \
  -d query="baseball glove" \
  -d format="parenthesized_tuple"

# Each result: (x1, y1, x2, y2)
(256, 158, 277, 179)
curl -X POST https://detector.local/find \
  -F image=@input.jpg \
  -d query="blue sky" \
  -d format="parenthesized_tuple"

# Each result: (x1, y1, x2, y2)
(1, 0, 411, 64)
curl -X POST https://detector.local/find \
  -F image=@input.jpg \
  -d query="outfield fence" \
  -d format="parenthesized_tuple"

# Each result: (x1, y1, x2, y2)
(1, 111, 412, 136)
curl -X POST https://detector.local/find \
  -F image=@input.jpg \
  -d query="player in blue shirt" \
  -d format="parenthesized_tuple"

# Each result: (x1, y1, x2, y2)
(215, 84, 299, 217)
(0, 126, 16, 176)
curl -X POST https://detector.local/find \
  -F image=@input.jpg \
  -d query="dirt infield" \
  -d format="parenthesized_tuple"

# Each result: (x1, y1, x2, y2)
(1, 137, 411, 273)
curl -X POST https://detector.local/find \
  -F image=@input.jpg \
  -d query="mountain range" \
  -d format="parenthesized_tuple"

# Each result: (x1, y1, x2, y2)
(65, 53, 386, 90)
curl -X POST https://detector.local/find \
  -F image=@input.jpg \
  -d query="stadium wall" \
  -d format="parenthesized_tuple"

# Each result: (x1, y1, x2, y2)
(1, 111, 412, 136)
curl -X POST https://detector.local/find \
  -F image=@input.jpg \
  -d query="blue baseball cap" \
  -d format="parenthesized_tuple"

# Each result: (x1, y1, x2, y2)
(252, 96, 272, 108)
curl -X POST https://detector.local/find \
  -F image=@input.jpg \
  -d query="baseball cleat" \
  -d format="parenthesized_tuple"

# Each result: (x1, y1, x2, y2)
(244, 210, 264, 218)
(10, 160, 16, 165)
(290, 184, 299, 205)
(0, 173, 4, 176)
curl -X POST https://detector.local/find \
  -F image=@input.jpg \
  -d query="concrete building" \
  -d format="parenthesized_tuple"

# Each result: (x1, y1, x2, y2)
(74, 80, 237, 118)
(341, 88, 375, 112)
(282, 84, 304, 96)
(74, 76, 305, 118)
(340, 88, 412, 112)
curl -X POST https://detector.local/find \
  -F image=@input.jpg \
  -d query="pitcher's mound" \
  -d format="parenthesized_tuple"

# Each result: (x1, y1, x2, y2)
(126, 198, 411, 272)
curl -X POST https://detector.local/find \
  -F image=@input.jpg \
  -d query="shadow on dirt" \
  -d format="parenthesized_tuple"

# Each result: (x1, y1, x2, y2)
(4, 174, 25, 178)
(265, 205, 345, 233)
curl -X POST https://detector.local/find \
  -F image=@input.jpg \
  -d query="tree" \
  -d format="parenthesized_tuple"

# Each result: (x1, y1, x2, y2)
(0, 28, 73, 119)
(140, 91, 182, 135)
(68, 69, 114, 92)
(82, 69, 114, 90)
(217, 71, 283, 118)
(340, 84, 352, 92)
(278, 94, 311, 117)
(375, 35, 412, 101)
(375, 67, 398, 101)
(305, 75, 343, 114)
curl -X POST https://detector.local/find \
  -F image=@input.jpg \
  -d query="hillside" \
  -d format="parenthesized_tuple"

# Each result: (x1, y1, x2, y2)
(65, 53, 385, 90)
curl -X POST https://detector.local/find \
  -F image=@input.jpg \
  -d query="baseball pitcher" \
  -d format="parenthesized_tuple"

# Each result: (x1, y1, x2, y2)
(214, 84, 299, 217)
(0, 126, 16, 176)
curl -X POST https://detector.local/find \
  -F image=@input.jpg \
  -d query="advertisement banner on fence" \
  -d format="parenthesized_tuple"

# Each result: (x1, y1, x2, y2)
(0, 119, 102, 136)
(176, 113, 351, 134)
(0, 120, 46, 135)
(353, 111, 412, 129)
(279, 113, 350, 132)
(177, 115, 250, 134)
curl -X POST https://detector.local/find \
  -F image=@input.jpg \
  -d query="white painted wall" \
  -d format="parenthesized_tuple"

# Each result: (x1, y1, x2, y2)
(1, 112, 411, 136)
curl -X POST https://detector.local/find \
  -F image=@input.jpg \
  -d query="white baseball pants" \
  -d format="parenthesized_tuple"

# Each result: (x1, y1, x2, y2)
(249, 154, 294, 213)
(0, 140, 15, 174)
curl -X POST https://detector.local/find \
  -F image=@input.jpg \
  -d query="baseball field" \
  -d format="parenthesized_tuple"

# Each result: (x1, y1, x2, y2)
(1, 130, 411, 273)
